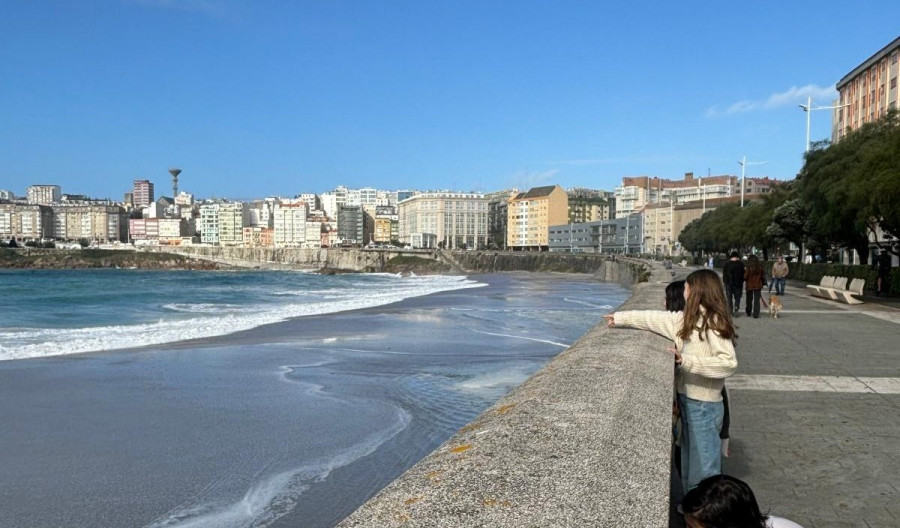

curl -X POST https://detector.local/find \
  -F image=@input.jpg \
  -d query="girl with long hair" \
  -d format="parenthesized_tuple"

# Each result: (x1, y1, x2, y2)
(604, 269, 737, 492)
(744, 255, 766, 318)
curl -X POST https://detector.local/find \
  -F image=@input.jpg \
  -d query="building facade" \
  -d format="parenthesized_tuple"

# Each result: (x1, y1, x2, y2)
(132, 180, 154, 208)
(398, 192, 489, 249)
(199, 204, 220, 244)
(0, 203, 54, 241)
(507, 185, 568, 251)
(273, 202, 308, 247)
(51, 204, 127, 242)
(548, 214, 645, 254)
(833, 36, 900, 143)
(217, 202, 249, 246)
(567, 188, 613, 224)
(27, 185, 62, 205)
(615, 173, 737, 217)
(337, 205, 365, 245)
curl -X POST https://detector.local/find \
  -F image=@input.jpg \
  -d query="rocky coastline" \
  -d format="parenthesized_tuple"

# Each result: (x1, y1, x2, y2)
(0, 248, 223, 270)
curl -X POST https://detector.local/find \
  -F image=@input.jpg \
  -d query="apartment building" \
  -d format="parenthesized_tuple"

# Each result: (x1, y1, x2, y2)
(507, 185, 568, 251)
(217, 202, 249, 246)
(833, 36, 900, 142)
(273, 202, 308, 247)
(133, 180, 154, 207)
(373, 205, 398, 244)
(27, 185, 61, 205)
(615, 173, 737, 216)
(243, 227, 274, 247)
(304, 222, 323, 248)
(337, 205, 365, 245)
(320, 186, 348, 219)
(0, 190, 16, 201)
(567, 188, 613, 224)
(485, 189, 518, 250)
(51, 204, 127, 242)
(0, 203, 54, 241)
(199, 204, 220, 244)
(398, 191, 488, 249)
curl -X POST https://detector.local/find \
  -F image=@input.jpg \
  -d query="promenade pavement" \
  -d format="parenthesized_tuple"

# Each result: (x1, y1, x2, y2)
(675, 278, 900, 528)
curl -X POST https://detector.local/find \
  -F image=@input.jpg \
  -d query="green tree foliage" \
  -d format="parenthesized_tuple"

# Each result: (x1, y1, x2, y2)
(798, 109, 900, 258)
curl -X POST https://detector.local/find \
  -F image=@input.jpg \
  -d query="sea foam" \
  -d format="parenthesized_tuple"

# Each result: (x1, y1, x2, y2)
(0, 275, 484, 361)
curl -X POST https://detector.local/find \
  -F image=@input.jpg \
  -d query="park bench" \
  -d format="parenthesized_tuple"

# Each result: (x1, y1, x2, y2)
(806, 275, 865, 305)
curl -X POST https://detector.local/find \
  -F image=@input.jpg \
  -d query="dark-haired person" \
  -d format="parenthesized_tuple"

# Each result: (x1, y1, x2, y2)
(744, 255, 765, 319)
(605, 269, 738, 491)
(682, 474, 803, 528)
(722, 251, 745, 316)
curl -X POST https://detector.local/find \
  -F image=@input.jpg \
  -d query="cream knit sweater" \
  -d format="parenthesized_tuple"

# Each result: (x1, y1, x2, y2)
(614, 310, 737, 402)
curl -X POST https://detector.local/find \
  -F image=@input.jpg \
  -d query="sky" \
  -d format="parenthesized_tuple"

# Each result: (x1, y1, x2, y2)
(1, 1, 897, 200)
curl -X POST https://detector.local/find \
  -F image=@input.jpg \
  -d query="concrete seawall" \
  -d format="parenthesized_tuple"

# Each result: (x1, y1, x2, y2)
(338, 260, 676, 527)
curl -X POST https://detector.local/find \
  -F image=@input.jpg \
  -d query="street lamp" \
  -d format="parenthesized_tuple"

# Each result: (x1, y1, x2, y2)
(799, 96, 850, 153)
(738, 156, 767, 207)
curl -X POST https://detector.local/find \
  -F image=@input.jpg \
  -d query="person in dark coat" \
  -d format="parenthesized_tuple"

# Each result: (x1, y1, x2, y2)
(722, 251, 745, 317)
(744, 255, 765, 318)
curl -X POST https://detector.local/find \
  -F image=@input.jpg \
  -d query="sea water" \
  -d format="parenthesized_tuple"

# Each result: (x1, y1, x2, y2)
(0, 270, 628, 527)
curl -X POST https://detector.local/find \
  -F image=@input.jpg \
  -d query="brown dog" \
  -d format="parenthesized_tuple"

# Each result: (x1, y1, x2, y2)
(768, 295, 783, 318)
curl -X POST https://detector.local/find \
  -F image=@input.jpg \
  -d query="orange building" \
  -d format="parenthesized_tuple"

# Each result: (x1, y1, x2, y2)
(833, 36, 900, 142)
(507, 185, 568, 251)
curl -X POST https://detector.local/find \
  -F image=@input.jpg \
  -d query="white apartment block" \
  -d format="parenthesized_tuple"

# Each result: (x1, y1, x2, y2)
(397, 191, 488, 249)
(27, 185, 61, 205)
(199, 204, 220, 244)
(304, 221, 323, 248)
(175, 192, 194, 206)
(0, 189, 16, 201)
(273, 202, 308, 247)
(218, 202, 249, 246)
(320, 186, 349, 220)
(298, 193, 319, 211)
(615, 173, 737, 216)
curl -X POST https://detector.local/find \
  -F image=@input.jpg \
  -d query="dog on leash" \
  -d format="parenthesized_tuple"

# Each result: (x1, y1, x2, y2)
(768, 295, 783, 318)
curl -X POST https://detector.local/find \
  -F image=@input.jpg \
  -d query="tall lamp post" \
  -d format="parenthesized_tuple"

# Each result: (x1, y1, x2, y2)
(799, 96, 850, 153)
(738, 156, 767, 207)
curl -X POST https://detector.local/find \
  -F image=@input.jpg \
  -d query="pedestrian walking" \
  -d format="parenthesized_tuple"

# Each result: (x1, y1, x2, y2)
(744, 255, 765, 319)
(722, 251, 745, 316)
(681, 474, 805, 528)
(877, 249, 891, 296)
(770, 256, 789, 295)
(605, 269, 737, 492)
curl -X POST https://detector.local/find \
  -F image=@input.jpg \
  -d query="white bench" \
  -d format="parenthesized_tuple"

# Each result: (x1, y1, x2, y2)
(807, 275, 865, 304)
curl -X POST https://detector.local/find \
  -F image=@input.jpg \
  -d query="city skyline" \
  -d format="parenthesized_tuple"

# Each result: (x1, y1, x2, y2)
(1, 1, 896, 198)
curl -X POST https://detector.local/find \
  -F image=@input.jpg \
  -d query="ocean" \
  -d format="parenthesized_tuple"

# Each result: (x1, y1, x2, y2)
(0, 269, 628, 527)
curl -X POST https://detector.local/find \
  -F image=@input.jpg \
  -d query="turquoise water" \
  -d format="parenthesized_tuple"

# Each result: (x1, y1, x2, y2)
(0, 269, 483, 360)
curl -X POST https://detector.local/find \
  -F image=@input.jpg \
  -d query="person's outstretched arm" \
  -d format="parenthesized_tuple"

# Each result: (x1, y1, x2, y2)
(604, 310, 681, 341)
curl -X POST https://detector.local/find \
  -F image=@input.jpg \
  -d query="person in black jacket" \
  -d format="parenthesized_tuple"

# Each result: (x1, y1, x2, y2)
(722, 251, 745, 316)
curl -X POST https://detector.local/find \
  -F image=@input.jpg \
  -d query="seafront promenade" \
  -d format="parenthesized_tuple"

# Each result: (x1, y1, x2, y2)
(708, 279, 900, 528)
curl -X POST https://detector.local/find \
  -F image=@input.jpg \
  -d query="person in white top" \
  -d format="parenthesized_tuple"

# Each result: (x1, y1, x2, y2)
(682, 474, 804, 528)
(605, 269, 737, 492)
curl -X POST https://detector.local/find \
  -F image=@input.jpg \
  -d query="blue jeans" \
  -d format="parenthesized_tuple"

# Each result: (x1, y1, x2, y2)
(772, 277, 786, 295)
(678, 394, 724, 492)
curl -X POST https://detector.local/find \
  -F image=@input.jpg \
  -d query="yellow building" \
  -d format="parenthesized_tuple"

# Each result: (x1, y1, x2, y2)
(507, 185, 568, 251)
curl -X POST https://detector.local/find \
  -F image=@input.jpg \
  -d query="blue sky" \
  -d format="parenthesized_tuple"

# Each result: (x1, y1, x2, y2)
(1, 1, 896, 200)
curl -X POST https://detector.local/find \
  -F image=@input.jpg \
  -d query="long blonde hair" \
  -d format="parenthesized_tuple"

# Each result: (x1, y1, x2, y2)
(680, 269, 737, 342)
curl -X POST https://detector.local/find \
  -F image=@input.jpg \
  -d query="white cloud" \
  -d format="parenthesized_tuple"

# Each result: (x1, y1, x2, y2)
(706, 84, 838, 117)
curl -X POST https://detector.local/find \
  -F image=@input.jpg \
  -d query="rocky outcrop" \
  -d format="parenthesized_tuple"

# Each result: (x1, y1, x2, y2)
(0, 248, 222, 270)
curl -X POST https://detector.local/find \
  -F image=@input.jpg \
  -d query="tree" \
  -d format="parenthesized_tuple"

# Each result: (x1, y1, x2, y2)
(798, 109, 900, 260)
(78, 238, 90, 248)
